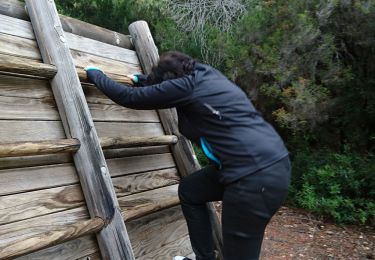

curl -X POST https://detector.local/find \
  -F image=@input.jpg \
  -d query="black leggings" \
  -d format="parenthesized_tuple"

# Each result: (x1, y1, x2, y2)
(178, 157, 291, 260)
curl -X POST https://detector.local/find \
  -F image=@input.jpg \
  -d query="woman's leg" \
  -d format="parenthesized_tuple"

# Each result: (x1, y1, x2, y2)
(178, 165, 224, 260)
(222, 157, 291, 260)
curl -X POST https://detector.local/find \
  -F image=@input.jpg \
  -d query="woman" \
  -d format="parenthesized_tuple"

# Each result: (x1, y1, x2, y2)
(86, 51, 291, 260)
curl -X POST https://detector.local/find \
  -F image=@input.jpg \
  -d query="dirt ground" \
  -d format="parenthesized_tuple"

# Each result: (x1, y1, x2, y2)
(260, 206, 375, 260)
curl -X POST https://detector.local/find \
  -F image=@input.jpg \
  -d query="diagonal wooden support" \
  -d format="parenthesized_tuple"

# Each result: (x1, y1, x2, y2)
(24, 1, 135, 259)
(129, 20, 224, 260)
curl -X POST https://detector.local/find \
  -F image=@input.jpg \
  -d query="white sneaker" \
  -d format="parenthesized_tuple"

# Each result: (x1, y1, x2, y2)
(173, 257, 192, 260)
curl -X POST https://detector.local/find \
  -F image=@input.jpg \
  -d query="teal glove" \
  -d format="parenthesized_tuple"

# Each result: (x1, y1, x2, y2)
(84, 66, 102, 72)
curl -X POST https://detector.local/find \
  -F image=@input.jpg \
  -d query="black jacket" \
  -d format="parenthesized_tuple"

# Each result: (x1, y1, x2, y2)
(87, 63, 288, 184)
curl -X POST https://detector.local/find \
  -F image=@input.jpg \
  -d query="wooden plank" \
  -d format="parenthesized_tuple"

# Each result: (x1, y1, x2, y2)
(66, 32, 138, 64)
(0, 0, 133, 49)
(95, 122, 164, 138)
(0, 217, 104, 259)
(0, 32, 41, 60)
(0, 139, 79, 158)
(119, 184, 180, 221)
(16, 235, 98, 260)
(0, 13, 34, 39)
(77, 252, 102, 260)
(0, 76, 159, 122)
(0, 75, 50, 99)
(0, 185, 84, 225)
(0, 163, 78, 196)
(0, 120, 66, 142)
(71, 50, 141, 76)
(0, 95, 59, 121)
(129, 20, 224, 259)
(139, 235, 193, 260)
(0, 14, 137, 63)
(0, 146, 169, 170)
(0, 153, 175, 196)
(0, 120, 164, 142)
(0, 185, 180, 245)
(14, 185, 182, 259)
(127, 206, 189, 258)
(0, 53, 57, 79)
(0, 207, 90, 246)
(0, 168, 179, 225)
(0, 153, 72, 170)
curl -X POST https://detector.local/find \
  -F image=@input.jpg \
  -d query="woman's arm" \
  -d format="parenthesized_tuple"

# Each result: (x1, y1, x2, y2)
(86, 69, 194, 110)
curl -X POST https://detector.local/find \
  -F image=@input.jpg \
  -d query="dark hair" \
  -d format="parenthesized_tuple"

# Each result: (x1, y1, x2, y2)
(147, 51, 195, 84)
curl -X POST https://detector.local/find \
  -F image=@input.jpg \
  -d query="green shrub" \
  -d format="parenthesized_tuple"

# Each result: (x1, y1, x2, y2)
(289, 147, 375, 224)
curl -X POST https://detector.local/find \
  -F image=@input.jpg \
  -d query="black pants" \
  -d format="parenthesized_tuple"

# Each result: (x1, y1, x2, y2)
(178, 157, 291, 260)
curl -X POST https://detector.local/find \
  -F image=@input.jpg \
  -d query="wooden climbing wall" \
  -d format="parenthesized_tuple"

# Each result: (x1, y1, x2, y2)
(0, 0, 196, 259)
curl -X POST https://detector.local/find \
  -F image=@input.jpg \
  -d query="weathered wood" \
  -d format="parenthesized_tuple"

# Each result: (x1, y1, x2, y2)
(0, 185, 180, 259)
(139, 235, 193, 260)
(77, 252, 102, 260)
(95, 122, 164, 138)
(25, 1, 134, 259)
(0, 32, 40, 60)
(0, 76, 159, 122)
(0, 217, 104, 259)
(0, 120, 164, 143)
(0, 53, 56, 79)
(0, 13, 137, 64)
(0, 0, 133, 49)
(16, 235, 98, 260)
(0, 136, 175, 158)
(0, 139, 80, 158)
(127, 206, 188, 258)
(100, 135, 178, 149)
(0, 168, 178, 225)
(0, 153, 175, 196)
(67, 32, 138, 64)
(0, 146, 169, 170)
(71, 50, 141, 77)
(0, 120, 66, 143)
(119, 184, 180, 221)
(129, 20, 224, 259)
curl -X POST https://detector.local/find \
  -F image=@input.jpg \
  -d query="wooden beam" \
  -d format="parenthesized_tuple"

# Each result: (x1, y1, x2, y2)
(0, 53, 57, 79)
(0, 135, 176, 158)
(0, 139, 79, 158)
(0, 0, 133, 49)
(128, 20, 224, 259)
(100, 135, 178, 149)
(25, 1, 134, 259)
(0, 217, 104, 259)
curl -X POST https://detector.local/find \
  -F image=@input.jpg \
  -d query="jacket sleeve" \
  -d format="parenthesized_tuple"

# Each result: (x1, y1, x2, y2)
(86, 70, 194, 110)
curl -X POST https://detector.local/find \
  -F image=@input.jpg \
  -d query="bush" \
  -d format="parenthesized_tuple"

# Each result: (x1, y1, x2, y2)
(289, 147, 375, 224)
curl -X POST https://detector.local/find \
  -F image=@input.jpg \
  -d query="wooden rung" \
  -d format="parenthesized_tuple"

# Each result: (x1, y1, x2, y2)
(100, 135, 178, 150)
(0, 217, 104, 259)
(0, 53, 57, 79)
(0, 135, 178, 158)
(0, 139, 80, 158)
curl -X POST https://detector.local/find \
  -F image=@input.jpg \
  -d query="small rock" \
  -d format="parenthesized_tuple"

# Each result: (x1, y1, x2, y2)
(326, 231, 334, 235)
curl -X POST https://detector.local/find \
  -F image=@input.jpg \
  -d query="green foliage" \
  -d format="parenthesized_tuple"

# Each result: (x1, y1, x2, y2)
(56, 0, 375, 225)
(289, 147, 375, 224)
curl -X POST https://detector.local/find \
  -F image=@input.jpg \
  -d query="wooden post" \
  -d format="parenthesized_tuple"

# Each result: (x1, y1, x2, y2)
(129, 20, 224, 259)
(100, 135, 178, 149)
(0, 0, 133, 49)
(24, 1, 135, 259)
